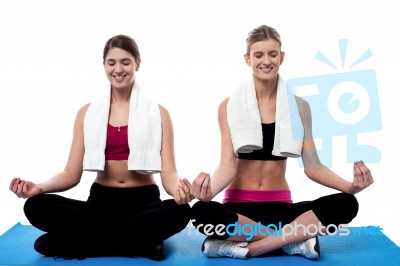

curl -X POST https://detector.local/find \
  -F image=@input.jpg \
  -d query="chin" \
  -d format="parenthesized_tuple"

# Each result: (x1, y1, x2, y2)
(113, 80, 134, 88)
(254, 74, 276, 81)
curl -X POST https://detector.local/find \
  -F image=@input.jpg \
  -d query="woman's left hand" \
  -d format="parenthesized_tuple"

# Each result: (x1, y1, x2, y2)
(349, 161, 374, 194)
(173, 178, 193, 205)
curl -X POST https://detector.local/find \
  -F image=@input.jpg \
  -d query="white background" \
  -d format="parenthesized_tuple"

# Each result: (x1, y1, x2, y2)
(1, 0, 399, 246)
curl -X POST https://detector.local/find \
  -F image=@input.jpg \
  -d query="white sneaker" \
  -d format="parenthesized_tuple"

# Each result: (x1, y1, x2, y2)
(282, 237, 320, 260)
(201, 236, 249, 259)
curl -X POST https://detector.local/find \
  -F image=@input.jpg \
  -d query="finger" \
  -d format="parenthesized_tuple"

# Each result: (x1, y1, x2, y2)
(17, 180, 24, 194)
(185, 187, 193, 203)
(358, 160, 374, 186)
(10, 178, 20, 192)
(179, 179, 190, 194)
(354, 161, 370, 189)
(367, 173, 374, 186)
(179, 186, 187, 204)
(356, 161, 365, 180)
(14, 184, 22, 198)
(192, 173, 206, 196)
(9, 178, 17, 191)
(182, 178, 192, 190)
(22, 182, 28, 196)
(200, 174, 210, 199)
(189, 173, 201, 194)
(206, 179, 212, 198)
(179, 180, 191, 199)
(353, 162, 362, 187)
(174, 189, 182, 205)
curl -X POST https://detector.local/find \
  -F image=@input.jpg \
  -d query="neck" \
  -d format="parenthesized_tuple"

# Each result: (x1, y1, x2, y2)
(111, 83, 133, 103)
(254, 75, 278, 101)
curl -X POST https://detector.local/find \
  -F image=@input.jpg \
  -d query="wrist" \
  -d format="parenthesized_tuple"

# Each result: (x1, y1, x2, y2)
(37, 184, 46, 194)
(346, 183, 357, 195)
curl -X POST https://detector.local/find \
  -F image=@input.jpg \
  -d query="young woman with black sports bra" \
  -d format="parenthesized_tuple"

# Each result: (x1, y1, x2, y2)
(190, 25, 374, 260)
(9, 34, 192, 260)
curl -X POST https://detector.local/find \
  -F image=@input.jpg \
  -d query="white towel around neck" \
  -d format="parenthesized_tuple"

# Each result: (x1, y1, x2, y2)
(227, 75, 304, 158)
(83, 82, 162, 174)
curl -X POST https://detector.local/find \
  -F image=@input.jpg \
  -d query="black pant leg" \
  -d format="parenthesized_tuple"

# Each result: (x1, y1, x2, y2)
(24, 194, 88, 234)
(191, 201, 239, 240)
(111, 199, 191, 243)
(307, 193, 359, 226)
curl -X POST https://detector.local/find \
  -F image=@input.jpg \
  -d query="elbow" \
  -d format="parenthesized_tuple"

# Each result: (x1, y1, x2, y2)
(160, 171, 179, 194)
(66, 177, 80, 190)
(303, 159, 325, 181)
(304, 167, 317, 181)
(71, 178, 81, 187)
(66, 170, 82, 188)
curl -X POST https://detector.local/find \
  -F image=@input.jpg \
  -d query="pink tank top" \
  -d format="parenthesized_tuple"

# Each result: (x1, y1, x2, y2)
(105, 124, 129, 160)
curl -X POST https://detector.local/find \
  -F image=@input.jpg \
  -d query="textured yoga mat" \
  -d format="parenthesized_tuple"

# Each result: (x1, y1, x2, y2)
(0, 223, 399, 266)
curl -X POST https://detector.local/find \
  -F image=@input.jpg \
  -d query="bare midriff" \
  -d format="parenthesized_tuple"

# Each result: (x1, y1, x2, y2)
(229, 159, 289, 191)
(94, 160, 157, 188)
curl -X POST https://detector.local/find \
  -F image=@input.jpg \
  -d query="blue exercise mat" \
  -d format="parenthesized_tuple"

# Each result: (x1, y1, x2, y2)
(0, 223, 399, 266)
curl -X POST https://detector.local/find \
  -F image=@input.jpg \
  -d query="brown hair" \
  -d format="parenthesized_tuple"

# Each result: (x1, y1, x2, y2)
(103, 34, 140, 62)
(246, 25, 282, 55)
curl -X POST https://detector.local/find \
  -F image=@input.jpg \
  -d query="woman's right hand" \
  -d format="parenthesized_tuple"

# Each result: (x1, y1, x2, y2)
(190, 172, 212, 202)
(9, 177, 43, 199)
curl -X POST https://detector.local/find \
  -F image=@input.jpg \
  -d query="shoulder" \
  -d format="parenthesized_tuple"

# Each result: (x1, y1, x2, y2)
(218, 97, 230, 113)
(295, 96, 312, 119)
(158, 104, 168, 113)
(79, 103, 91, 113)
(217, 97, 231, 125)
(158, 104, 170, 118)
(295, 96, 310, 110)
(69, 103, 91, 124)
(158, 104, 173, 126)
(76, 103, 91, 121)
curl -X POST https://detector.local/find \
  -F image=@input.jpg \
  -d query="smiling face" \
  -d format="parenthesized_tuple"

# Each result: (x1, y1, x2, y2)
(245, 38, 285, 82)
(104, 47, 140, 90)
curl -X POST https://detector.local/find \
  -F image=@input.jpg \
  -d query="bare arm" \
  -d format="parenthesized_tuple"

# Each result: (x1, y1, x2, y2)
(210, 98, 237, 197)
(297, 97, 373, 194)
(158, 105, 192, 204)
(10, 104, 89, 198)
(191, 98, 237, 201)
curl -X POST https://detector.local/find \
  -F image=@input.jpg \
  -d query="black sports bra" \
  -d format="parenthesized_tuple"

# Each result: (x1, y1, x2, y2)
(237, 123, 287, 161)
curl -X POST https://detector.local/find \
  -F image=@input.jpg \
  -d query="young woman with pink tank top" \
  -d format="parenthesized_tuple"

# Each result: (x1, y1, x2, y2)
(9, 35, 192, 260)
(190, 25, 374, 260)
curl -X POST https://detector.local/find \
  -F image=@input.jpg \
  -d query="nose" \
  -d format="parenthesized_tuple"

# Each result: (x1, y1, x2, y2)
(114, 62, 123, 73)
(262, 55, 271, 64)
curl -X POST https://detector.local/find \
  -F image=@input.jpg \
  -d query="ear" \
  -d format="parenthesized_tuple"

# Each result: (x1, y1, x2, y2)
(135, 59, 141, 71)
(244, 54, 251, 67)
(280, 51, 285, 65)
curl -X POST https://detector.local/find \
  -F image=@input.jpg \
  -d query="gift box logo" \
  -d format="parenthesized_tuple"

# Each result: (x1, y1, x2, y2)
(286, 39, 382, 167)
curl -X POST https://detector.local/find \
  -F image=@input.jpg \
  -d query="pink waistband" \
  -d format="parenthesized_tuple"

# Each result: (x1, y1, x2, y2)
(222, 188, 293, 204)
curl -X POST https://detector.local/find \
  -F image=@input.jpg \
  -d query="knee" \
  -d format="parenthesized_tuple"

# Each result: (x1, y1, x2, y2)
(191, 201, 210, 224)
(341, 193, 359, 222)
(314, 193, 359, 226)
(327, 193, 359, 224)
(190, 201, 223, 226)
(178, 202, 191, 222)
(191, 201, 209, 215)
(23, 194, 47, 219)
(167, 200, 192, 226)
